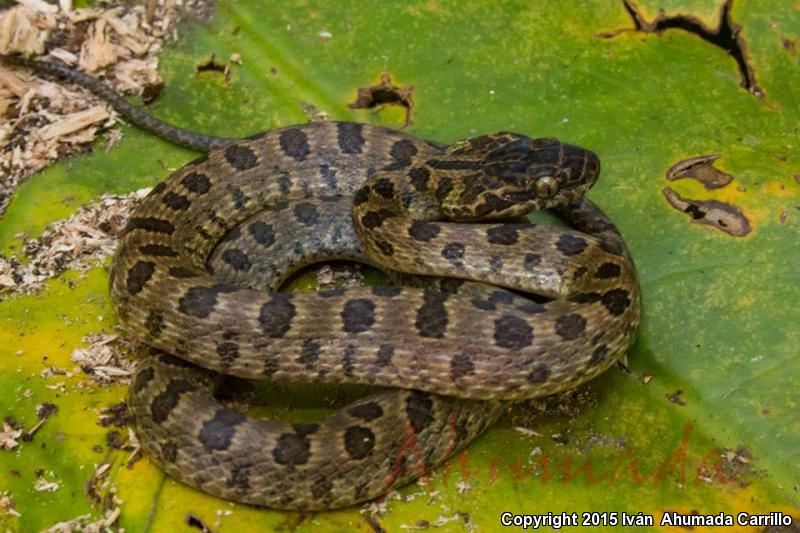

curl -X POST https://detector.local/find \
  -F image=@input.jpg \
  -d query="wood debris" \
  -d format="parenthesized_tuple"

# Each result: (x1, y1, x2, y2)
(0, 420, 23, 451)
(0, 188, 150, 295)
(0, 0, 204, 217)
(0, 491, 21, 518)
(316, 262, 365, 291)
(71, 333, 137, 384)
(33, 477, 60, 492)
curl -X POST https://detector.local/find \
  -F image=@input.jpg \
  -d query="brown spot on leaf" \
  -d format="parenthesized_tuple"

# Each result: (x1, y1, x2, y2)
(348, 73, 414, 127)
(781, 37, 797, 55)
(667, 154, 734, 190)
(141, 81, 164, 105)
(601, 0, 762, 97)
(195, 54, 231, 80)
(666, 389, 686, 406)
(662, 187, 751, 237)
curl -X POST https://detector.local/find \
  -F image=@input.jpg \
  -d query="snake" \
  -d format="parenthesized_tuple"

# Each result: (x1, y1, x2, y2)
(2, 54, 640, 510)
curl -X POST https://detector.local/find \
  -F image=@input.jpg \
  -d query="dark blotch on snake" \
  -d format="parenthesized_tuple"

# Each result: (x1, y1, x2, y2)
(602, 289, 631, 316)
(439, 278, 465, 293)
(126, 261, 155, 295)
(259, 293, 296, 338)
(319, 164, 337, 189)
(415, 290, 449, 338)
(353, 187, 370, 206)
(293, 202, 319, 225)
(150, 379, 196, 423)
(228, 184, 247, 209)
(494, 314, 533, 349)
(145, 310, 165, 337)
(486, 225, 520, 245)
(390, 139, 418, 165)
(344, 426, 375, 460)
(406, 391, 434, 432)
(435, 176, 454, 204)
(348, 402, 384, 421)
(341, 299, 376, 333)
(409, 167, 431, 192)
(523, 253, 541, 271)
(126, 217, 175, 235)
(279, 128, 310, 161)
(146, 181, 166, 198)
(517, 302, 546, 315)
(337, 122, 365, 154)
(198, 409, 246, 451)
(450, 353, 475, 381)
(139, 244, 177, 257)
(475, 193, 513, 217)
(224, 144, 258, 171)
(168, 266, 198, 278)
(490, 290, 514, 305)
(181, 172, 211, 194)
(556, 234, 588, 256)
(249, 220, 275, 247)
(373, 178, 395, 199)
(376, 240, 395, 256)
(569, 292, 601, 304)
(298, 339, 321, 369)
(273, 433, 311, 465)
(221, 249, 251, 272)
(372, 286, 402, 297)
(408, 220, 440, 242)
(595, 262, 621, 279)
(441, 242, 465, 265)
(471, 298, 494, 311)
(599, 238, 625, 257)
(157, 353, 197, 369)
(162, 191, 190, 211)
(178, 284, 233, 319)
(375, 343, 394, 366)
(217, 341, 240, 367)
(132, 366, 155, 393)
(555, 313, 587, 341)
(361, 208, 396, 230)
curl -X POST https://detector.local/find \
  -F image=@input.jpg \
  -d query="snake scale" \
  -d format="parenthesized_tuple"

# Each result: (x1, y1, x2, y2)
(2, 54, 640, 510)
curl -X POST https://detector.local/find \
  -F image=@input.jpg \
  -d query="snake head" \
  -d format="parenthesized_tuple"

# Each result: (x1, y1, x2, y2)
(443, 133, 600, 220)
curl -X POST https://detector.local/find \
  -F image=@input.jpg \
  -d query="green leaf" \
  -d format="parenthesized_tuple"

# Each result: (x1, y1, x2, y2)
(1, 1, 797, 531)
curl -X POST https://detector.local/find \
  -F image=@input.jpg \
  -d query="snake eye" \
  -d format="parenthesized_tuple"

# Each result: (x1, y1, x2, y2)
(535, 176, 559, 199)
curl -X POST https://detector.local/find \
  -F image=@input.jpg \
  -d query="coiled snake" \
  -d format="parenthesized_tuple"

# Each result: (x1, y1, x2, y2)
(2, 55, 640, 510)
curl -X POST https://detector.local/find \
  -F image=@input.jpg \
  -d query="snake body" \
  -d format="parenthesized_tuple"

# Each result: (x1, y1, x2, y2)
(2, 55, 641, 510)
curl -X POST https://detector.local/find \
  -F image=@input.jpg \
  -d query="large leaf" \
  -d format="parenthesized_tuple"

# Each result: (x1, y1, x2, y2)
(1, 1, 797, 531)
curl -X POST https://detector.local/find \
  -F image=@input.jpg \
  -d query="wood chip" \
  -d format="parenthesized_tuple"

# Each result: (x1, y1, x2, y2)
(0, 1, 206, 218)
(40, 104, 110, 140)
(0, 188, 149, 295)
(0, 422, 22, 451)
(0, 65, 30, 97)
